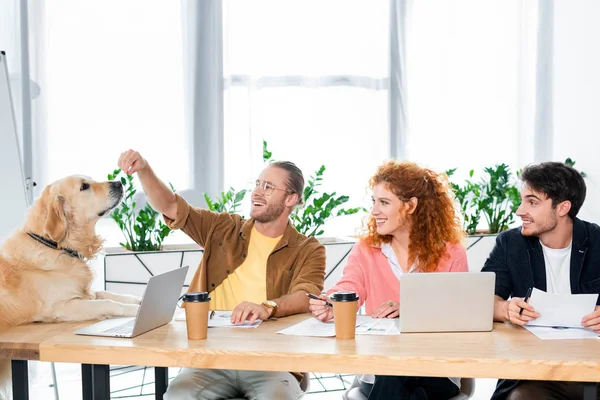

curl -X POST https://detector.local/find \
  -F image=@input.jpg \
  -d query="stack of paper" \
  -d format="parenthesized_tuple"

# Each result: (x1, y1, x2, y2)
(355, 316, 400, 335)
(276, 316, 400, 337)
(174, 310, 262, 328)
(527, 288, 597, 328)
(523, 288, 599, 340)
(276, 317, 337, 337)
(524, 325, 598, 340)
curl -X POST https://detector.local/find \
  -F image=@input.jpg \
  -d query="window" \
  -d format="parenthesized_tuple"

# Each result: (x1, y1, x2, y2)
(35, 1, 188, 192)
(405, 0, 538, 182)
(223, 0, 389, 235)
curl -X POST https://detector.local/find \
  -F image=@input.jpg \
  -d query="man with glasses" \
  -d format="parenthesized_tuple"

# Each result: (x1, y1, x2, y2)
(117, 150, 325, 400)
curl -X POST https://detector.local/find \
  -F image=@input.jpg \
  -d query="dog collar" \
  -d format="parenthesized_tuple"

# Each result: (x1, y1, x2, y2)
(27, 232, 83, 259)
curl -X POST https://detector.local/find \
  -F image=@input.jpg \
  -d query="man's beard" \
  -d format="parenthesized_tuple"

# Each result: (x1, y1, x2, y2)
(252, 199, 286, 223)
(522, 214, 558, 237)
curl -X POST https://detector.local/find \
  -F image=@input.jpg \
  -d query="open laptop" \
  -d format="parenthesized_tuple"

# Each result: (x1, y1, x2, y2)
(398, 272, 495, 333)
(75, 265, 189, 338)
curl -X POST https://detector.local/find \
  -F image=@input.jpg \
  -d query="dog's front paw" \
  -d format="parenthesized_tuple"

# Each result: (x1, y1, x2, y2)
(121, 304, 139, 317)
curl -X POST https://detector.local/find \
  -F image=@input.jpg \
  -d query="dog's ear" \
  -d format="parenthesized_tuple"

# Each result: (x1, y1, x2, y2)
(44, 194, 67, 243)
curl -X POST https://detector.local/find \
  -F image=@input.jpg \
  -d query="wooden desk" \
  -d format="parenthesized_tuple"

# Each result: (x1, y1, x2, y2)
(0, 322, 83, 399)
(39, 314, 600, 382)
(2, 315, 600, 399)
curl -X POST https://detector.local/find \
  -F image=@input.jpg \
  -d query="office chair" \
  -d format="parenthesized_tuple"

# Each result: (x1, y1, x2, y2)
(342, 376, 475, 400)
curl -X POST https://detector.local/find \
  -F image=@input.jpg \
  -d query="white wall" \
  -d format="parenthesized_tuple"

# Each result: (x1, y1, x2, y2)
(553, 0, 600, 224)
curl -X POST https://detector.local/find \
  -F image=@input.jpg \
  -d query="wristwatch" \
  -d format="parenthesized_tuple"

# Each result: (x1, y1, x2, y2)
(261, 300, 278, 319)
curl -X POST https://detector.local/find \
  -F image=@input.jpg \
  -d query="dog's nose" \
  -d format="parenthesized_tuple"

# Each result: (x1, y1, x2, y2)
(110, 181, 122, 189)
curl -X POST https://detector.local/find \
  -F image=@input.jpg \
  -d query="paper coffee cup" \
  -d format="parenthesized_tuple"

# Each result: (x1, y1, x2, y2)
(330, 291, 359, 340)
(182, 292, 211, 340)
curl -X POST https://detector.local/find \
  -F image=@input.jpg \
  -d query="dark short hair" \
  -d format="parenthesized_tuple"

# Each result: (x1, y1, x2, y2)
(520, 161, 586, 219)
(270, 161, 305, 206)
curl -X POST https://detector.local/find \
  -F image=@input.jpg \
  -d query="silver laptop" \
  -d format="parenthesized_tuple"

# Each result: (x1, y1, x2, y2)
(399, 272, 495, 333)
(75, 266, 189, 338)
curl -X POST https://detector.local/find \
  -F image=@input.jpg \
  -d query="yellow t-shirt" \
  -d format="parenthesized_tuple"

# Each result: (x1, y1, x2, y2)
(209, 226, 282, 310)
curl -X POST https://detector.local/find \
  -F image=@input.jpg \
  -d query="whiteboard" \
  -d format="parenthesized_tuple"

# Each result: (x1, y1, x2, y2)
(0, 51, 28, 243)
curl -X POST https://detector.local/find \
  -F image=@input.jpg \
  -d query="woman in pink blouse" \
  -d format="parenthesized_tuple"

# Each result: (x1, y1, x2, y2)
(309, 160, 468, 400)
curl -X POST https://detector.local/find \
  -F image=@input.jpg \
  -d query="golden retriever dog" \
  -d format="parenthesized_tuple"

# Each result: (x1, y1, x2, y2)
(0, 175, 141, 399)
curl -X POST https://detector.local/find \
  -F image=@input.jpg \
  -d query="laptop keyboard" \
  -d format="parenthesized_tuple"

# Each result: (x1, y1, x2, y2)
(101, 320, 135, 336)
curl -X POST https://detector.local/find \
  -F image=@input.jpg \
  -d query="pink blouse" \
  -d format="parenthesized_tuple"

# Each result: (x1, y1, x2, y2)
(326, 240, 469, 315)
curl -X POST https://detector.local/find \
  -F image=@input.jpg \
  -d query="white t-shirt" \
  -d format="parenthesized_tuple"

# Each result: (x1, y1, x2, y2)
(541, 242, 572, 294)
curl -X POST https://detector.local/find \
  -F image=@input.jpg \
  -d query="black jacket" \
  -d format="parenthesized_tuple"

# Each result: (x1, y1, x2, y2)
(482, 217, 600, 399)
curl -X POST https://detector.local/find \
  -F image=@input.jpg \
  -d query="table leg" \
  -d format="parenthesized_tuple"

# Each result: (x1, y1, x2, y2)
(81, 364, 93, 400)
(92, 364, 110, 400)
(11, 360, 29, 400)
(155, 367, 169, 400)
(583, 383, 598, 400)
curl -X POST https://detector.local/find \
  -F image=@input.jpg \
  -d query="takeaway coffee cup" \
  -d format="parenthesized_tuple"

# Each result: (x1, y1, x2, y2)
(182, 292, 211, 340)
(330, 291, 359, 340)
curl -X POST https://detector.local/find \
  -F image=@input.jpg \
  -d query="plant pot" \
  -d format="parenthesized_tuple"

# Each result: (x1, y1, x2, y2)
(318, 237, 357, 292)
(102, 237, 361, 297)
(318, 234, 497, 288)
(103, 244, 203, 297)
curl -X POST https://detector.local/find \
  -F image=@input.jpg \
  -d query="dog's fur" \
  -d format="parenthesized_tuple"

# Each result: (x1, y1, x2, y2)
(0, 176, 141, 399)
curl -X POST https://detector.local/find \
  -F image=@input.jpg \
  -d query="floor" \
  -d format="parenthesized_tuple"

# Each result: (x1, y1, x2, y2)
(28, 361, 499, 399)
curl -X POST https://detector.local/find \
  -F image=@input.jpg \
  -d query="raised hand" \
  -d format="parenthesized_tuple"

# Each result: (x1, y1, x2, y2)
(118, 149, 149, 176)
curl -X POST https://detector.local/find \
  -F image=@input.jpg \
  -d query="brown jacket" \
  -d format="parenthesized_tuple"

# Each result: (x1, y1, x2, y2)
(164, 194, 326, 305)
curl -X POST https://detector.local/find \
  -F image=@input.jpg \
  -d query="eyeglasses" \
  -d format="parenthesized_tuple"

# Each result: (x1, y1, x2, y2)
(254, 180, 293, 196)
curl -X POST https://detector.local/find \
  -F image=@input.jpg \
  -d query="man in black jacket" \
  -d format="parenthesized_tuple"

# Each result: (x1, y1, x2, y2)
(482, 161, 600, 400)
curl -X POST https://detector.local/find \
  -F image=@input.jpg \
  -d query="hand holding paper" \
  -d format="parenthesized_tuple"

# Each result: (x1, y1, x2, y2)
(581, 305, 600, 333)
(506, 296, 540, 326)
(528, 288, 598, 328)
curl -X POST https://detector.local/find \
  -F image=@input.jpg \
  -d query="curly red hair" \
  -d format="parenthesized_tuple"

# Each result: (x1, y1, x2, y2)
(362, 160, 465, 272)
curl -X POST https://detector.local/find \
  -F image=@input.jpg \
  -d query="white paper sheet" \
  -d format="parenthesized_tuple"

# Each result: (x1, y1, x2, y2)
(355, 316, 400, 335)
(276, 317, 336, 337)
(527, 288, 598, 328)
(174, 310, 262, 328)
(524, 325, 599, 340)
(276, 316, 400, 337)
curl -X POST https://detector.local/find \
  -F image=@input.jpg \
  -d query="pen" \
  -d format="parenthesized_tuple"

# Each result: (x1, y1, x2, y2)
(210, 310, 215, 319)
(306, 292, 333, 307)
(519, 287, 533, 316)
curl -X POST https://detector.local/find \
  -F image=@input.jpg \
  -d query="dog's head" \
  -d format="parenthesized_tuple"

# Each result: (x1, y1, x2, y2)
(23, 175, 124, 257)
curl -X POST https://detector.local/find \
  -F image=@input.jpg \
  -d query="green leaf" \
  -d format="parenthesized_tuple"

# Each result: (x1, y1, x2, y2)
(263, 140, 273, 163)
(203, 187, 247, 214)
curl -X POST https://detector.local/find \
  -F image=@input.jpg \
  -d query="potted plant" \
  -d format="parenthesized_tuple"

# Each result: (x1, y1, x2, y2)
(447, 164, 520, 236)
(102, 169, 201, 297)
(448, 164, 521, 272)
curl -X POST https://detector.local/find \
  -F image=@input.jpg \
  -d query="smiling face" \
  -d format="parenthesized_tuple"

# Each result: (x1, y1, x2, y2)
(370, 183, 414, 236)
(516, 182, 565, 237)
(250, 166, 294, 223)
